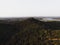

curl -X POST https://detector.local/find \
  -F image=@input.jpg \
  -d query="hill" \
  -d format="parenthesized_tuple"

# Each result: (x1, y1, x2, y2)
(0, 18, 60, 45)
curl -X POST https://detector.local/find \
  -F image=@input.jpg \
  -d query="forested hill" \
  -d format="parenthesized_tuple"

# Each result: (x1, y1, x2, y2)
(0, 18, 60, 45)
(19, 18, 60, 30)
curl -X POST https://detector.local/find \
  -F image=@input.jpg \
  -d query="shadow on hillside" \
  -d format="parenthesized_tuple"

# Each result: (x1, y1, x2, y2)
(0, 23, 19, 44)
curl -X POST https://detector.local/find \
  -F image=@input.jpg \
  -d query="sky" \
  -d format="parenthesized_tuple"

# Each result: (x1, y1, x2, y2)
(0, 0, 60, 17)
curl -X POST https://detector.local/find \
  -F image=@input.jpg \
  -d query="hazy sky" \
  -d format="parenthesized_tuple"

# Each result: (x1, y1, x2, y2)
(0, 0, 60, 17)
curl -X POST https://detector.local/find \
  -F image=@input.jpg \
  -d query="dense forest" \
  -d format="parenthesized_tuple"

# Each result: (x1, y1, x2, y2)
(0, 18, 60, 45)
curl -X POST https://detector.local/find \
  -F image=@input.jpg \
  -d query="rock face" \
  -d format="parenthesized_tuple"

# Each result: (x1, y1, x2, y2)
(0, 18, 60, 45)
